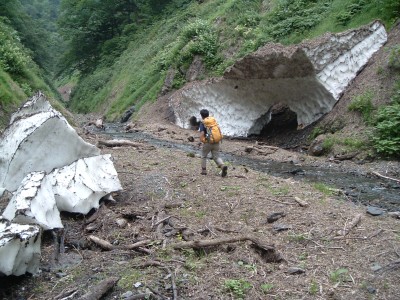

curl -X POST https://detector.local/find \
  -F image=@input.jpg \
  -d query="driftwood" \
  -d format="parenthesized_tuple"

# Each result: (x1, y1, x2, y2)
(77, 277, 119, 300)
(97, 139, 155, 150)
(294, 196, 309, 207)
(388, 211, 400, 219)
(335, 213, 362, 238)
(88, 235, 153, 251)
(170, 235, 282, 262)
(333, 152, 359, 161)
(371, 171, 400, 183)
(244, 146, 278, 155)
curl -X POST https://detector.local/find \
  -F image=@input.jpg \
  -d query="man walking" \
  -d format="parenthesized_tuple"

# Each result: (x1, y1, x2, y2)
(199, 109, 228, 177)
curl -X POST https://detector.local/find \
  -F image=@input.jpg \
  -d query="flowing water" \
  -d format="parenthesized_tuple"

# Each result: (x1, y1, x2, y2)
(101, 124, 400, 212)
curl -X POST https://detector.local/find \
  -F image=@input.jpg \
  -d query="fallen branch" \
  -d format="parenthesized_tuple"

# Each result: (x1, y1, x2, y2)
(170, 235, 282, 262)
(335, 214, 362, 238)
(77, 277, 119, 300)
(371, 171, 400, 183)
(388, 211, 400, 219)
(97, 139, 155, 150)
(294, 196, 309, 207)
(244, 146, 278, 155)
(88, 235, 153, 251)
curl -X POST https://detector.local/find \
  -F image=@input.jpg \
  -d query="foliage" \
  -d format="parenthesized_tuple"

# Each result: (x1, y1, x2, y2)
(348, 91, 375, 124)
(0, 20, 29, 74)
(335, 0, 366, 26)
(373, 103, 400, 157)
(259, 0, 331, 43)
(309, 280, 319, 295)
(260, 283, 274, 294)
(388, 46, 400, 70)
(223, 279, 252, 299)
(330, 268, 351, 283)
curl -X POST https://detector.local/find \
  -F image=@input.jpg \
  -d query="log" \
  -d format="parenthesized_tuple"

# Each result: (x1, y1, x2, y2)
(97, 139, 155, 150)
(78, 277, 119, 300)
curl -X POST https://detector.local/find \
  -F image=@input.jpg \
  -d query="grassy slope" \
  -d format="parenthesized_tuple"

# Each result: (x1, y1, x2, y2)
(66, 0, 398, 123)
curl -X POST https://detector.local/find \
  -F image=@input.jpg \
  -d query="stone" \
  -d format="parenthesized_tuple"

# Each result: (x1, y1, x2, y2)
(367, 206, 385, 216)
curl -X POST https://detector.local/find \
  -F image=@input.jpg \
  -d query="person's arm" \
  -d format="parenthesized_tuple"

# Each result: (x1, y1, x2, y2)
(199, 122, 205, 143)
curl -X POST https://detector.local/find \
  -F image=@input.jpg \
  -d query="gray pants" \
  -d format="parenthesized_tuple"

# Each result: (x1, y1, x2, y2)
(201, 142, 223, 169)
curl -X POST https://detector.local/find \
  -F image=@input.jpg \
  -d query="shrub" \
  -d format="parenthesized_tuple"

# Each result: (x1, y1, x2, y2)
(223, 279, 252, 299)
(373, 103, 400, 157)
(0, 21, 29, 74)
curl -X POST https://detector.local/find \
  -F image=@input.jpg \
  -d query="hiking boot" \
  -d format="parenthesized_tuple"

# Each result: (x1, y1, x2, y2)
(221, 165, 228, 177)
(201, 168, 207, 175)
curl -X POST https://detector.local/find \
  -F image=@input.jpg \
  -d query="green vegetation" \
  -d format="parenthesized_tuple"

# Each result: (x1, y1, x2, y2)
(309, 280, 319, 295)
(348, 91, 375, 124)
(223, 278, 252, 299)
(56, 0, 400, 121)
(329, 267, 351, 284)
(1, 0, 400, 160)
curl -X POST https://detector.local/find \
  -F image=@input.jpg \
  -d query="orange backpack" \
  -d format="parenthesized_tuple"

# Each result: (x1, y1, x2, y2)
(202, 117, 223, 143)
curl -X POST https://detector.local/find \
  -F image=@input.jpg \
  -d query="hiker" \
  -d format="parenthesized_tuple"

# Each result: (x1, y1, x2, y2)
(199, 109, 228, 177)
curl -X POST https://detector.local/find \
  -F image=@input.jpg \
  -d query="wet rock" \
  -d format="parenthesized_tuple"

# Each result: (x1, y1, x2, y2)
(367, 206, 385, 216)
(286, 267, 305, 275)
(267, 212, 286, 223)
(272, 224, 292, 232)
(308, 135, 326, 156)
(121, 106, 136, 123)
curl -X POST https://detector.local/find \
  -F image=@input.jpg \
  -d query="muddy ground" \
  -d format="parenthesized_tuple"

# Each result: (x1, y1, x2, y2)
(1, 114, 399, 300)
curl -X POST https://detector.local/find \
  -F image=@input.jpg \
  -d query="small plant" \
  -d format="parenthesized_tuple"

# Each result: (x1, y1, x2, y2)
(348, 91, 375, 124)
(287, 233, 307, 243)
(237, 260, 257, 274)
(223, 279, 252, 299)
(313, 182, 335, 196)
(330, 268, 351, 284)
(309, 280, 319, 295)
(321, 136, 335, 153)
(260, 283, 274, 294)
